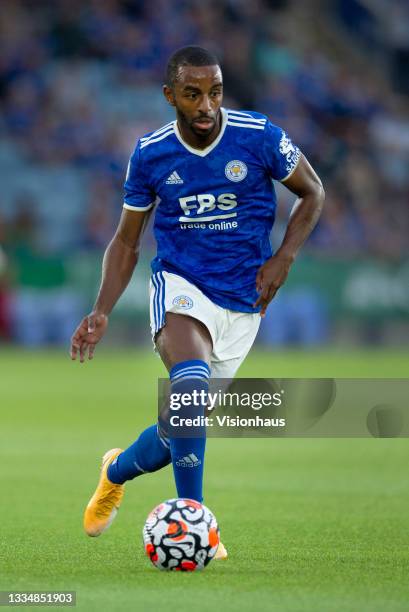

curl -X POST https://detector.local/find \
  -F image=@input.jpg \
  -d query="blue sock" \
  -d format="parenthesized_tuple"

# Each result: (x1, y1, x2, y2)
(168, 360, 210, 503)
(107, 424, 171, 484)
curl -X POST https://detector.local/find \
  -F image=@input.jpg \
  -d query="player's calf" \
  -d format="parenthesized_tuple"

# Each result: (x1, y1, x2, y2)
(167, 359, 210, 503)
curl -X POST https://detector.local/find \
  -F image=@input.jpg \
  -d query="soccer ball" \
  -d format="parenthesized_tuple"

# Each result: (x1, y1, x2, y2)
(143, 498, 219, 571)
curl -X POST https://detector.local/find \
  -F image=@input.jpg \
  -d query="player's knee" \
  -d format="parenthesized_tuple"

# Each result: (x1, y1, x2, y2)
(156, 314, 213, 369)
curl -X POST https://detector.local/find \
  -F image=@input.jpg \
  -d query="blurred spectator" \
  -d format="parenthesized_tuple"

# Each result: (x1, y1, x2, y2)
(335, 0, 409, 94)
(4, 197, 83, 346)
(259, 289, 329, 346)
(81, 177, 117, 250)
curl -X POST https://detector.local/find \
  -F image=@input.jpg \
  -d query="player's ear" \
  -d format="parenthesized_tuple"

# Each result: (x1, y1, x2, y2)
(163, 85, 176, 107)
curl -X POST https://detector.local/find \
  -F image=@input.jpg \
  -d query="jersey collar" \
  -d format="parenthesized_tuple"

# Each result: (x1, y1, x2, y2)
(173, 107, 227, 157)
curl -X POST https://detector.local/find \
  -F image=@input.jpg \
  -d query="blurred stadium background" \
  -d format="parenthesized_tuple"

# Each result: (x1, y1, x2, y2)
(0, 0, 408, 349)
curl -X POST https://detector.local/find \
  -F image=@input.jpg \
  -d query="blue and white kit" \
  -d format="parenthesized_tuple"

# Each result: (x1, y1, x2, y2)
(124, 107, 301, 374)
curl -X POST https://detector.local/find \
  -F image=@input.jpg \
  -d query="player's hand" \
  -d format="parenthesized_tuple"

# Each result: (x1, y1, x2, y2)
(70, 312, 109, 363)
(253, 254, 293, 317)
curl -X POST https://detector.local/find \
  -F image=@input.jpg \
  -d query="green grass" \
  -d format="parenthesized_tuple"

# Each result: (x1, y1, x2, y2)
(0, 348, 408, 611)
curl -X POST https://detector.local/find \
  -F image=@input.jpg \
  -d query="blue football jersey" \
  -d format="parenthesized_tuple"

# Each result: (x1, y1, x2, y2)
(124, 107, 301, 312)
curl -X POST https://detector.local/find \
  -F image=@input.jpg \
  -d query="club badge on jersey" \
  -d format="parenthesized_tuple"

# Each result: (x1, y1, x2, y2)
(225, 160, 248, 182)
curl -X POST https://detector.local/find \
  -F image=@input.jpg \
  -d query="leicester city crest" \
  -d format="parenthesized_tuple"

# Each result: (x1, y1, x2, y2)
(172, 295, 193, 310)
(225, 160, 248, 182)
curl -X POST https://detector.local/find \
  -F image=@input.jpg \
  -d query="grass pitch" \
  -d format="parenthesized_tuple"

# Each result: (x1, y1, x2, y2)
(1, 348, 408, 611)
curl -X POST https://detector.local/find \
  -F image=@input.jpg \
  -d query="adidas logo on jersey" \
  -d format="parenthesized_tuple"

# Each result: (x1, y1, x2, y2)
(166, 171, 184, 184)
(175, 453, 201, 467)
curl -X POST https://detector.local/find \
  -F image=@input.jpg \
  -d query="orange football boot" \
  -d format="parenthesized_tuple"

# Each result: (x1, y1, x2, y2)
(214, 541, 228, 560)
(83, 448, 124, 537)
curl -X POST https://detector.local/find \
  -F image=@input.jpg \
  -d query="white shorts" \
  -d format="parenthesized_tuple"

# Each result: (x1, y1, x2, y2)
(149, 271, 260, 378)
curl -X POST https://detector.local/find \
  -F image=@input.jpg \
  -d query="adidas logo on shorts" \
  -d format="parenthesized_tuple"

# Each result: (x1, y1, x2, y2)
(166, 171, 184, 184)
(175, 453, 201, 467)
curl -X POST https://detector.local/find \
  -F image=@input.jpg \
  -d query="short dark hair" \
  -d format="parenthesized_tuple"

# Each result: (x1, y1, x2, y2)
(166, 46, 220, 87)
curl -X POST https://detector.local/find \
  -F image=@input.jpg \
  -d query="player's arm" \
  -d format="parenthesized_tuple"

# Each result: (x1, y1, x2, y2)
(70, 208, 151, 362)
(254, 154, 325, 316)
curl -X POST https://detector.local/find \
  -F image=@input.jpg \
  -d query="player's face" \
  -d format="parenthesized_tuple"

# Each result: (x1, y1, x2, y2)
(164, 65, 223, 140)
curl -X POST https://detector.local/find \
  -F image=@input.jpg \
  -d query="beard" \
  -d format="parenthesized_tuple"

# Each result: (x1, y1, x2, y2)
(178, 108, 221, 139)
